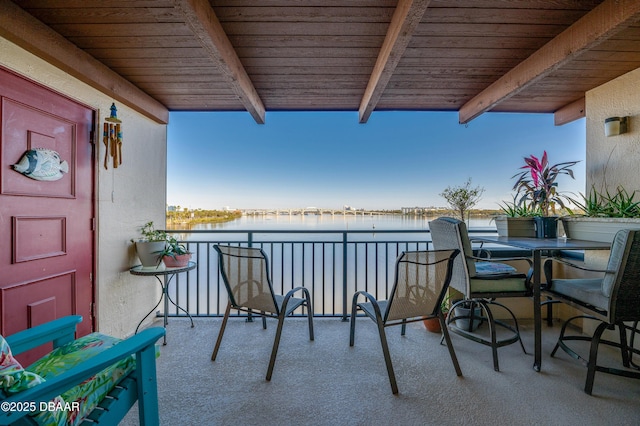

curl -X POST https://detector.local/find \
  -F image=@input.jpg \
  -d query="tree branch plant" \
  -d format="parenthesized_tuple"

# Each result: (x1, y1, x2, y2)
(440, 178, 485, 223)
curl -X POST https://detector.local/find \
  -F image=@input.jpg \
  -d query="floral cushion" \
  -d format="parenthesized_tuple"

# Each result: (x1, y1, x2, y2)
(27, 333, 136, 426)
(0, 335, 45, 396)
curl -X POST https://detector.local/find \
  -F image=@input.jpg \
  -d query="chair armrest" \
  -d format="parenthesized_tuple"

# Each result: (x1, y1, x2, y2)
(281, 286, 312, 314)
(543, 257, 612, 274)
(285, 286, 309, 297)
(351, 290, 377, 303)
(0, 328, 165, 424)
(5, 316, 83, 355)
(351, 290, 384, 319)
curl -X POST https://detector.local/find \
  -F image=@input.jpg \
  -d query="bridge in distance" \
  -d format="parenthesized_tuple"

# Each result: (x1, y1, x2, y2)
(240, 207, 445, 216)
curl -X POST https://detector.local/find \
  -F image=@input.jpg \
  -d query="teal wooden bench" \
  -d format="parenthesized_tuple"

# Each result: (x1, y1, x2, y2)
(0, 316, 164, 425)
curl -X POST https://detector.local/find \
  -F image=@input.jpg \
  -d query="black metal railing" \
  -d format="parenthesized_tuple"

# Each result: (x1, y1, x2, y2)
(162, 228, 498, 320)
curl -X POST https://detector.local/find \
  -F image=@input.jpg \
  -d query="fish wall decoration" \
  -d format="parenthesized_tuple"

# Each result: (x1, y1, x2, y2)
(12, 148, 69, 181)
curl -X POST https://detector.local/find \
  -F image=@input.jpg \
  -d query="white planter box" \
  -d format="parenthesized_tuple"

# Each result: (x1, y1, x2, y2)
(561, 217, 640, 243)
(494, 216, 536, 237)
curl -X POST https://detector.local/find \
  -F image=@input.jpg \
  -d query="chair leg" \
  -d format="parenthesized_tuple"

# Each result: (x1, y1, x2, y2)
(486, 300, 527, 355)
(550, 315, 576, 358)
(211, 302, 231, 361)
(630, 321, 639, 369)
(376, 321, 398, 394)
(401, 320, 407, 336)
(585, 322, 609, 395)
(545, 297, 554, 326)
(262, 312, 267, 329)
(303, 288, 314, 341)
(136, 341, 161, 426)
(493, 301, 527, 354)
(618, 321, 631, 368)
(439, 313, 462, 377)
(266, 313, 287, 381)
(349, 296, 359, 347)
(481, 301, 500, 372)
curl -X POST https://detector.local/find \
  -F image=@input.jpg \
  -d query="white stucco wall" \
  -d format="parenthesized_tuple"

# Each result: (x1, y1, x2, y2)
(583, 67, 640, 271)
(0, 38, 167, 338)
(579, 68, 640, 342)
(586, 67, 640, 194)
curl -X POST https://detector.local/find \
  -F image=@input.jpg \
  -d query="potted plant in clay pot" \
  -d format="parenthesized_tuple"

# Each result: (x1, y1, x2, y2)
(512, 151, 578, 238)
(423, 294, 450, 333)
(131, 221, 167, 270)
(157, 235, 192, 268)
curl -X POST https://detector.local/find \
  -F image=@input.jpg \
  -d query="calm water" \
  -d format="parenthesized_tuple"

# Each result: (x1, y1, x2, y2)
(165, 214, 498, 316)
(179, 214, 496, 232)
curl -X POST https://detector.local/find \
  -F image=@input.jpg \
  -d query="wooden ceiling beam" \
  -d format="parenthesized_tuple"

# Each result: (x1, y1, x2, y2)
(172, 0, 265, 124)
(554, 97, 586, 126)
(0, 1, 169, 124)
(358, 0, 431, 123)
(458, 0, 640, 124)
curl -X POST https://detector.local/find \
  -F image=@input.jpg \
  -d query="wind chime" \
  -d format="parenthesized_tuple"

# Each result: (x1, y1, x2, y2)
(103, 103, 123, 169)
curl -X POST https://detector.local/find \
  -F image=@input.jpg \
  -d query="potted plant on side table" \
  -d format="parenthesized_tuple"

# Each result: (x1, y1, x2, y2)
(131, 221, 167, 270)
(158, 236, 192, 268)
(512, 151, 578, 238)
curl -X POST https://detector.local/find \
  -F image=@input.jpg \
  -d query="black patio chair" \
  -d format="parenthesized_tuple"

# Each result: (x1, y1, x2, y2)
(211, 244, 314, 381)
(543, 229, 640, 394)
(428, 217, 533, 371)
(349, 249, 461, 394)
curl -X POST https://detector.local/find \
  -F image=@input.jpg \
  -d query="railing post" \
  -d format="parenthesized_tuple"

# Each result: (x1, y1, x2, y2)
(165, 228, 497, 319)
(247, 231, 254, 322)
(342, 231, 348, 321)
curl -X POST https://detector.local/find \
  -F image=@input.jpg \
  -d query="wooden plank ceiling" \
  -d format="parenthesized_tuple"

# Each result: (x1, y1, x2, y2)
(4, 0, 640, 125)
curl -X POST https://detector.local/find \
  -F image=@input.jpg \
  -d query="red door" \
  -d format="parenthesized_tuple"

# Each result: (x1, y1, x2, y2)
(0, 68, 94, 363)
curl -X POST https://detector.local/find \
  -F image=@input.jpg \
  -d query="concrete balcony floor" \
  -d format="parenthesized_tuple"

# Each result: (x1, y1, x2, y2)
(123, 317, 639, 425)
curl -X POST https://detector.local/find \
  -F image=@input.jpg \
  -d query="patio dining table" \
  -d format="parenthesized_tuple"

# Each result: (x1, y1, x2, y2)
(472, 236, 611, 372)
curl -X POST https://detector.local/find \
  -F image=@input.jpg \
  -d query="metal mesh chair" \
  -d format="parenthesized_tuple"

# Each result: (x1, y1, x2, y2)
(428, 217, 533, 371)
(543, 229, 640, 394)
(349, 249, 461, 394)
(211, 245, 314, 380)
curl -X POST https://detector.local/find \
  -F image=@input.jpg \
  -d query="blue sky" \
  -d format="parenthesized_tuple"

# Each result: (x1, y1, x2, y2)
(166, 111, 586, 211)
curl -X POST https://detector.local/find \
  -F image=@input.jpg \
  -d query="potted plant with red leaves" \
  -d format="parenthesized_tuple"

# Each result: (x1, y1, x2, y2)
(512, 151, 578, 238)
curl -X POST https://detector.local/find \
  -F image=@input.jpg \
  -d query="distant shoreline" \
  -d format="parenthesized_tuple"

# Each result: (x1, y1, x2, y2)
(166, 209, 242, 228)
(166, 208, 502, 228)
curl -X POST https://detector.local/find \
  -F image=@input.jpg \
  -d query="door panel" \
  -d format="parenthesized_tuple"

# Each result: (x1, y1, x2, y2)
(0, 68, 94, 364)
(13, 216, 67, 263)
(1, 98, 76, 198)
